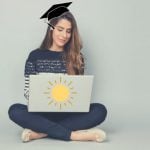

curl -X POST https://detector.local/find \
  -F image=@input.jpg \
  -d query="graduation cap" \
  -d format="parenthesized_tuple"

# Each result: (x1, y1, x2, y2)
(40, 2, 72, 29)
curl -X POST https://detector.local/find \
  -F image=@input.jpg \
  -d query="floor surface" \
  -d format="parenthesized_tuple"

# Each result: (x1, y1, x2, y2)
(1, 119, 149, 150)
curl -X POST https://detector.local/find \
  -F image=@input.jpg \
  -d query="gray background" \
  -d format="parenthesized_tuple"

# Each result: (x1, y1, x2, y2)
(0, 0, 150, 149)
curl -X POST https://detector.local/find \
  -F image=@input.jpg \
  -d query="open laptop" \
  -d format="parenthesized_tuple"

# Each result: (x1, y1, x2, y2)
(28, 73, 94, 112)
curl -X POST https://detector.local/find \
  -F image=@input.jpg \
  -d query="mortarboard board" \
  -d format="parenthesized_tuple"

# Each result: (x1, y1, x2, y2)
(40, 2, 72, 29)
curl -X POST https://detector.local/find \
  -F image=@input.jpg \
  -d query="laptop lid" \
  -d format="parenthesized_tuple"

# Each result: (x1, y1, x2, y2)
(28, 74, 94, 112)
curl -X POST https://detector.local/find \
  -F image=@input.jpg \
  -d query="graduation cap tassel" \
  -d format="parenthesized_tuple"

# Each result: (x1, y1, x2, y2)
(43, 18, 55, 29)
(47, 23, 55, 30)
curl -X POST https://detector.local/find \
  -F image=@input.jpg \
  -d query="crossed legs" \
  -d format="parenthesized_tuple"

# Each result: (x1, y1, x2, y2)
(8, 103, 107, 142)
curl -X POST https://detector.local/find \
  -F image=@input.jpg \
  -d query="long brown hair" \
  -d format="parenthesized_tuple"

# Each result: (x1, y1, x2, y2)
(39, 11, 84, 75)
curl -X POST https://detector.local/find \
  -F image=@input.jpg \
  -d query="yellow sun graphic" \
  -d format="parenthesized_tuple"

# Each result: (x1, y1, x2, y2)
(44, 76, 77, 109)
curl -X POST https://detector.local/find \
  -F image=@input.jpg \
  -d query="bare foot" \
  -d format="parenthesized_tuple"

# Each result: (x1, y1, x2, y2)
(29, 131, 48, 140)
(70, 129, 106, 142)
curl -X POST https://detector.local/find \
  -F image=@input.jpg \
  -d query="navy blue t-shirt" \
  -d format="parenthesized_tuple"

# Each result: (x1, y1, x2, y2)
(25, 48, 67, 75)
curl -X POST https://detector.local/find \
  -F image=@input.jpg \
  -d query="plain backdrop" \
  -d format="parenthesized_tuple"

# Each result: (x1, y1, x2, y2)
(0, 0, 150, 143)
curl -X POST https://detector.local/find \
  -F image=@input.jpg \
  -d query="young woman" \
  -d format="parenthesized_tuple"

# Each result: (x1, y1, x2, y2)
(8, 11, 107, 143)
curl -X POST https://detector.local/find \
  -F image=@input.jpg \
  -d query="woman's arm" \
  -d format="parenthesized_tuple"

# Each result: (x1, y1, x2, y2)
(24, 52, 37, 100)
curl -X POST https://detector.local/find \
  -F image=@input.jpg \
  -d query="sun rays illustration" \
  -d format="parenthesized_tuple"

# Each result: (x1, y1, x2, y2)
(44, 76, 77, 109)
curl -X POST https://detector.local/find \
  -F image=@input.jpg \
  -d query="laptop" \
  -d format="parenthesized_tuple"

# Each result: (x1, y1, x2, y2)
(28, 73, 94, 112)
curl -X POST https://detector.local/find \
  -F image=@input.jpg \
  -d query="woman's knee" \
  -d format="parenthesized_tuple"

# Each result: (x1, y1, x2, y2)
(8, 103, 26, 120)
(90, 103, 107, 123)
